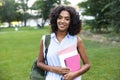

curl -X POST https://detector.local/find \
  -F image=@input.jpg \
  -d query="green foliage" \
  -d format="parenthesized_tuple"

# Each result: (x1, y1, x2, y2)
(101, 0, 120, 33)
(0, 0, 16, 27)
(79, 0, 111, 31)
(0, 28, 120, 80)
(0, 0, 31, 27)
(78, 0, 120, 33)
(109, 0, 120, 33)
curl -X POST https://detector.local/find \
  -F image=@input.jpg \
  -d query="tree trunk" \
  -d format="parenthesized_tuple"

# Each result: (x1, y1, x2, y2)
(8, 22, 11, 27)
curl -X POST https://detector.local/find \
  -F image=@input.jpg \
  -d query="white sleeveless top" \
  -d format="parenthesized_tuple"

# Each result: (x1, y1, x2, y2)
(42, 33, 81, 80)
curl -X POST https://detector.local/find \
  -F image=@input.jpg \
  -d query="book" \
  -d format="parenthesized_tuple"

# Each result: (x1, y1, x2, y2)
(64, 54, 80, 72)
(58, 44, 81, 80)
(58, 44, 78, 67)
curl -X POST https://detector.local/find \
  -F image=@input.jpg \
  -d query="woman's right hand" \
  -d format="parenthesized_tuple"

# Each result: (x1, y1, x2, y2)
(51, 66, 70, 75)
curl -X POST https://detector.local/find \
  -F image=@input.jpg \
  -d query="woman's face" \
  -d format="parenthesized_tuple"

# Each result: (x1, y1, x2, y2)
(57, 10, 71, 32)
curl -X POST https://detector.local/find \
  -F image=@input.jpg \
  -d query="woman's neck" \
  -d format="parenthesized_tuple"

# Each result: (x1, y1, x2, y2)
(55, 31, 67, 43)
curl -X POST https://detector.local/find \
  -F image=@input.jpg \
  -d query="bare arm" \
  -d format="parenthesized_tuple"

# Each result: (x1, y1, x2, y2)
(75, 36, 90, 76)
(37, 40, 70, 75)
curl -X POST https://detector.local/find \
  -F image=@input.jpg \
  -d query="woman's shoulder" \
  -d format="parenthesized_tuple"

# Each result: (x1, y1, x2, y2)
(76, 35, 83, 43)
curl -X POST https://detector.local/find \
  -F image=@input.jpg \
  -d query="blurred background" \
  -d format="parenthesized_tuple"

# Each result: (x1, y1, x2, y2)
(0, 0, 120, 33)
(0, 0, 120, 80)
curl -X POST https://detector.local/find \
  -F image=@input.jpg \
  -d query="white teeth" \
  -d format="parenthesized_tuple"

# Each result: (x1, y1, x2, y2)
(58, 23, 65, 27)
(59, 24, 63, 26)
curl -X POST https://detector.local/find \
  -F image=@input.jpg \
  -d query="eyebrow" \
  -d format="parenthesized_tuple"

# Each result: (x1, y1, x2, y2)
(59, 15, 70, 18)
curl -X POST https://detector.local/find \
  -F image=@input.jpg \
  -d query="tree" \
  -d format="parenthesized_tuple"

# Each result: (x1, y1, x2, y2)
(78, 0, 111, 32)
(0, 0, 17, 27)
(16, 0, 29, 27)
(111, 0, 120, 33)
(103, 0, 120, 33)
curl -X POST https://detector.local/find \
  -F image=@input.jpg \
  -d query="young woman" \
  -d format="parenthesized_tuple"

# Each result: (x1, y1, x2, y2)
(37, 5, 90, 80)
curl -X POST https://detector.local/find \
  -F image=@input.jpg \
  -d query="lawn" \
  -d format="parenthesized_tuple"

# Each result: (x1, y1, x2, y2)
(0, 27, 120, 80)
(82, 40, 120, 80)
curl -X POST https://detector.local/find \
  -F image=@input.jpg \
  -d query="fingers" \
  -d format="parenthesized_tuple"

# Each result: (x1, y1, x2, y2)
(53, 66, 70, 75)
(61, 67, 70, 74)
(63, 72, 74, 80)
(63, 74, 70, 80)
(63, 75, 68, 80)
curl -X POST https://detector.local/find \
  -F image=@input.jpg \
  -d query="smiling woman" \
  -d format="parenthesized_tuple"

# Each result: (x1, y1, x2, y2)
(35, 5, 90, 80)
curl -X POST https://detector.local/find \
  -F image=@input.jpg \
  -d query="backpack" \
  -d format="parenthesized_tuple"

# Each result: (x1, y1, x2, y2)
(30, 35, 51, 80)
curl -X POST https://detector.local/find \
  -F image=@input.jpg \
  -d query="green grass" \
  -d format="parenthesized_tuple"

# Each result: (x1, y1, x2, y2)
(0, 27, 50, 80)
(0, 27, 120, 80)
(82, 40, 120, 80)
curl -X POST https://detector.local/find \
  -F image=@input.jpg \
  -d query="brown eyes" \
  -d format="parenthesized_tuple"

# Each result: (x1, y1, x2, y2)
(65, 17, 70, 21)
(58, 16, 70, 21)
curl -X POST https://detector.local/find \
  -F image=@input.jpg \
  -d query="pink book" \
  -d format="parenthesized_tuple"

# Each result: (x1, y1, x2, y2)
(64, 54, 80, 72)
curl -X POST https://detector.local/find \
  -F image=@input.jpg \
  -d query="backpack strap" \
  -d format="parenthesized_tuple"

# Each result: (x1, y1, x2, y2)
(44, 34, 51, 75)
(44, 34, 51, 65)
(45, 35, 51, 51)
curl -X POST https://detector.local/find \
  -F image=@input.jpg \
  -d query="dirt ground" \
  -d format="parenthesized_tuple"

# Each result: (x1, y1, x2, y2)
(80, 30, 120, 45)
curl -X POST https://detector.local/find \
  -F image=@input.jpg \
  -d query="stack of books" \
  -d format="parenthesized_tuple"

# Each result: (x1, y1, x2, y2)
(58, 44, 80, 72)
(58, 44, 81, 80)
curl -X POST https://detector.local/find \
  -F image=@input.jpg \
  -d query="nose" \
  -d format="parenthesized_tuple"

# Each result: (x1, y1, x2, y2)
(61, 18, 65, 22)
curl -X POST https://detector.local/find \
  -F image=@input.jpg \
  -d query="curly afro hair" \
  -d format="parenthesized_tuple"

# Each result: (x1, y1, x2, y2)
(49, 5, 82, 36)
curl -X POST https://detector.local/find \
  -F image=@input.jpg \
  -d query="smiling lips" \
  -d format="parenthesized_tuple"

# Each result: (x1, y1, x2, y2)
(58, 23, 66, 28)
